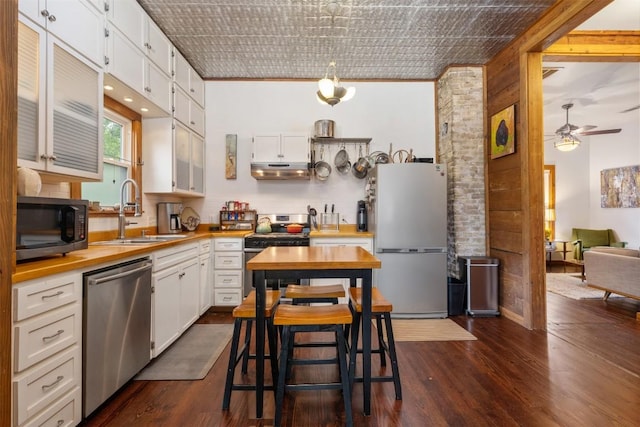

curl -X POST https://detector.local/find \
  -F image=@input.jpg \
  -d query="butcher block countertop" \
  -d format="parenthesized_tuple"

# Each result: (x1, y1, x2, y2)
(13, 230, 251, 284)
(309, 224, 374, 238)
(247, 245, 380, 270)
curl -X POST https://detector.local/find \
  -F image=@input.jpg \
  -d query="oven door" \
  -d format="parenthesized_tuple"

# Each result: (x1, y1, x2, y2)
(243, 248, 307, 297)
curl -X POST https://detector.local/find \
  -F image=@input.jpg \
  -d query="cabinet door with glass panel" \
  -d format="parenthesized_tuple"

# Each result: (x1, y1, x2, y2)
(17, 17, 103, 180)
(175, 122, 204, 195)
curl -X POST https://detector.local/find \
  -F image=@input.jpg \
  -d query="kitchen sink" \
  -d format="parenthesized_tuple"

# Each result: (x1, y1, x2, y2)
(91, 234, 189, 246)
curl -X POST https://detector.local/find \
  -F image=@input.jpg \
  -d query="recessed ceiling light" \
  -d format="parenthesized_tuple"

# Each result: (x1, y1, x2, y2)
(140, 107, 149, 112)
(104, 85, 114, 91)
(123, 97, 133, 103)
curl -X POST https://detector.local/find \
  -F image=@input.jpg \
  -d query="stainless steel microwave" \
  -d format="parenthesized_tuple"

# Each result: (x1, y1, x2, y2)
(16, 196, 89, 261)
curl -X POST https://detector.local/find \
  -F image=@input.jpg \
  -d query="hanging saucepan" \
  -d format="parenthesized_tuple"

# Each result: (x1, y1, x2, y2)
(352, 144, 369, 179)
(334, 143, 351, 174)
(314, 144, 332, 181)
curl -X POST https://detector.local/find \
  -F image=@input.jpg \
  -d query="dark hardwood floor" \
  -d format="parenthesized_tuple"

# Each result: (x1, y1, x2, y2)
(82, 268, 640, 426)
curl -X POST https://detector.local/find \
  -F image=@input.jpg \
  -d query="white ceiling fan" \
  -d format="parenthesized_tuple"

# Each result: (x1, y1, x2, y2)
(547, 103, 622, 151)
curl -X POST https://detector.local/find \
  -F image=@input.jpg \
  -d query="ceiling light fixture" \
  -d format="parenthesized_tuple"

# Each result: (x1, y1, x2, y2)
(316, 61, 355, 106)
(554, 134, 581, 152)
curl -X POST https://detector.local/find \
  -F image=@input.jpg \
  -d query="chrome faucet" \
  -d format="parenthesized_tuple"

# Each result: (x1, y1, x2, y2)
(117, 178, 142, 239)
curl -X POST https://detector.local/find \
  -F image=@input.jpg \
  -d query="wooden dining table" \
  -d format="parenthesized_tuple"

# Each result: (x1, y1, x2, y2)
(246, 245, 381, 418)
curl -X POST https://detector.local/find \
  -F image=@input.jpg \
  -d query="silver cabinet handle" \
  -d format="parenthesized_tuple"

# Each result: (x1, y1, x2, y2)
(144, 86, 151, 93)
(223, 296, 232, 301)
(42, 329, 64, 342)
(42, 375, 63, 391)
(42, 291, 63, 300)
(48, 15, 56, 22)
(179, 272, 185, 279)
(40, 9, 49, 17)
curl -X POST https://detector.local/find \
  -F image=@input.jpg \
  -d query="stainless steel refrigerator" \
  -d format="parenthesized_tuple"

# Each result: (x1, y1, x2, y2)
(369, 163, 447, 318)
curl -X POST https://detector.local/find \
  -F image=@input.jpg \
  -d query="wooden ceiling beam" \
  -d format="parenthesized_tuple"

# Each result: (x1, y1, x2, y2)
(544, 30, 640, 61)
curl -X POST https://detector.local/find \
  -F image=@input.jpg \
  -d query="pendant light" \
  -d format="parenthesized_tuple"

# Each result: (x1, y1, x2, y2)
(316, 61, 355, 106)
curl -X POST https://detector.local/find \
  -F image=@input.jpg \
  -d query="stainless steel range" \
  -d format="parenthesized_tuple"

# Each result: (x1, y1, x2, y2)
(243, 213, 310, 296)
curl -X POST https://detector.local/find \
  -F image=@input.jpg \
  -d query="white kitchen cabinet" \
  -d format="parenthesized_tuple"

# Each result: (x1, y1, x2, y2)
(151, 242, 200, 357)
(105, 25, 172, 115)
(310, 237, 373, 303)
(143, 119, 205, 197)
(213, 238, 244, 306)
(174, 86, 205, 136)
(19, 0, 104, 67)
(199, 239, 212, 315)
(17, 16, 103, 181)
(12, 271, 83, 427)
(252, 134, 310, 164)
(174, 49, 205, 107)
(106, 0, 172, 76)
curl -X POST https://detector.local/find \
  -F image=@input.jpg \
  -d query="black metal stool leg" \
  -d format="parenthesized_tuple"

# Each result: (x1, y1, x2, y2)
(274, 326, 291, 427)
(222, 318, 243, 410)
(241, 319, 253, 373)
(375, 315, 387, 366)
(348, 311, 361, 386)
(383, 313, 402, 400)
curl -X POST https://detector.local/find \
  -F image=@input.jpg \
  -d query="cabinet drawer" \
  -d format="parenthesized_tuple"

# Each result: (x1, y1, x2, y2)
(13, 273, 81, 322)
(214, 289, 242, 306)
(214, 253, 243, 269)
(153, 243, 199, 271)
(214, 271, 242, 288)
(23, 386, 81, 427)
(14, 304, 80, 372)
(214, 239, 242, 251)
(199, 239, 211, 254)
(14, 345, 80, 426)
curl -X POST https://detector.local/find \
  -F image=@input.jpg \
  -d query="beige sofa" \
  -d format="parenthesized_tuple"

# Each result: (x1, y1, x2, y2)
(583, 246, 640, 320)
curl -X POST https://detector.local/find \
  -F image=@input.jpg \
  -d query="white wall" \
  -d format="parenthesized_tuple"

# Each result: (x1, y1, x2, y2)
(191, 81, 436, 225)
(545, 116, 640, 249)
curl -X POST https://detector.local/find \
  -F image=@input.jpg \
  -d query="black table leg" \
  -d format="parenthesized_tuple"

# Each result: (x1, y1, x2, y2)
(254, 270, 266, 419)
(361, 269, 372, 415)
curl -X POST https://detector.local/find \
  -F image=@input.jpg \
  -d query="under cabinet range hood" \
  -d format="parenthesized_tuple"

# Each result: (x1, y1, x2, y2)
(251, 162, 311, 180)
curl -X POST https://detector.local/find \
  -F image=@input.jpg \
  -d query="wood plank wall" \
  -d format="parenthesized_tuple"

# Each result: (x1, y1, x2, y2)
(484, 0, 615, 329)
(0, 1, 18, 424)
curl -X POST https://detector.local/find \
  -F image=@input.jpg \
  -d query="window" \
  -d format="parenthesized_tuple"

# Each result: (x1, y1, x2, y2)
(544, 165, 556, 240)
(82, 110, 131, 206)
(72, 96, 142, 214)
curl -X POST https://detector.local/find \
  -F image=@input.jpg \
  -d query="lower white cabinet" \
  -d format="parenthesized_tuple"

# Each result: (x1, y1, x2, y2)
(151, 242, 200, 357)
(213, 238, 243, 306)
(199, 239, 212, 315)
(12, 271, 83, 427)
(310, 237, 374, 303)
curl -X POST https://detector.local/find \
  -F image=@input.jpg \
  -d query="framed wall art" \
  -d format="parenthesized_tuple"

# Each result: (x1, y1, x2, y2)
(225, 134, 237, 179)
(600, 165, 640, 208)
(490, 104, 516, 159)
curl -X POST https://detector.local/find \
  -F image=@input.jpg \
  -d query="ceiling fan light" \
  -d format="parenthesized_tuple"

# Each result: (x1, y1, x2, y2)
(554, 135, 580, 152)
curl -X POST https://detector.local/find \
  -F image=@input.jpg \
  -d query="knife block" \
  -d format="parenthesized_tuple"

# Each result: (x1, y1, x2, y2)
(320, 213, 339, 232)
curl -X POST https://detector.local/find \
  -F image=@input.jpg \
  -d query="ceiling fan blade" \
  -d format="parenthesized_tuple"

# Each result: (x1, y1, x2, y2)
(572, 125, 597, 134)
(578, 128, 621, 136)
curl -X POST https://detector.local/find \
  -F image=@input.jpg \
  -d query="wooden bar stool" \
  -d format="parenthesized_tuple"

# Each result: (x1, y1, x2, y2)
(284, 283, 345, 304)
(273, 304, 353, 427)
(348, 287, 402, 400)
(222, 290, 281, 410)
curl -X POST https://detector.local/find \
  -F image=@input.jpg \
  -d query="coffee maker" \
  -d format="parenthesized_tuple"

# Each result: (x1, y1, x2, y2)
(157, 202, 183, 234)
(357, 200, 368, 232)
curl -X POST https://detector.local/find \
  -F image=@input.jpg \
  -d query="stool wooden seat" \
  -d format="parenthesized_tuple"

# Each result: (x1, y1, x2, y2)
(348, 287, 402, 400)
(222, 290, 281, 410)
(273, 304, 353, 427)
(285, 284, 345, 304)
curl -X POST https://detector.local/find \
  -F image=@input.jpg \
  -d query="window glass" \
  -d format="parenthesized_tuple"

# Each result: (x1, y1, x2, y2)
(82, 110, 132, 207)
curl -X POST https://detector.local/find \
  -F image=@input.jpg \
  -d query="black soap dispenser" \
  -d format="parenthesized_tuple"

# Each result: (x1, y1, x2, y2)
(357, 200, 368, 232)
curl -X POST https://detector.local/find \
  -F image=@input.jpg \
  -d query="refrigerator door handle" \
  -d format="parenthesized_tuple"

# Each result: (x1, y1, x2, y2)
(377, 248, 446, 254)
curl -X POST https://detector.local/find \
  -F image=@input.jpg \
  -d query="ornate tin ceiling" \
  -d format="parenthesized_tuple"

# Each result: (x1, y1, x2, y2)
(137, 0, 556, 80)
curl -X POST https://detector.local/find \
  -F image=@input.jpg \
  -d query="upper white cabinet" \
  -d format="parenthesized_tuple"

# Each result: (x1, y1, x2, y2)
(17, 17, 103, 181)
(106, 0, 172, 76)
(174, 86, 205, 136)
(143, 119, 205, 196)
(174, 49, 205, 107)
(19, 0, 104, 66)
(252, 134, 310, 163)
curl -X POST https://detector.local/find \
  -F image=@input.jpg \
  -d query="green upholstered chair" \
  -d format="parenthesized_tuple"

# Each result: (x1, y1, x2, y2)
(571, 228, 626, 260)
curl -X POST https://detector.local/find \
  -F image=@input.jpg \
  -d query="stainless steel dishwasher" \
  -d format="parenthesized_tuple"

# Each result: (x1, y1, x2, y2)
(83, 257, 152, 417)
